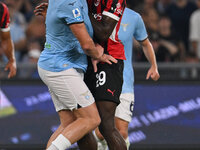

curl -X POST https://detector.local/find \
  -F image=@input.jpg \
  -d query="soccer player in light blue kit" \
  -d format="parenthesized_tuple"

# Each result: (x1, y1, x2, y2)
(94, 5, 160, 150)
(35, 0, 117, 150)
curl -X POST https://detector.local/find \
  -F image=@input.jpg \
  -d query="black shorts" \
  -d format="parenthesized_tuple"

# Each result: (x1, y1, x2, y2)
(84, 59, 124, 105)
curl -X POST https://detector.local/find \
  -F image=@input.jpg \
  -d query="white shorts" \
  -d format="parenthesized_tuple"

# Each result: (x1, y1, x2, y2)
(38, 67, 95, 112)
(115, 93, 135, 122)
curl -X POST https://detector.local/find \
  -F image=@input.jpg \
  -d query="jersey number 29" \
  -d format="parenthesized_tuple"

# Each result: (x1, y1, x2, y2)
(96, 71, 106, 87)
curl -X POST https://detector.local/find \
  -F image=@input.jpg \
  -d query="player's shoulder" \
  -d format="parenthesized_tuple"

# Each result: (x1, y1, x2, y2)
(58, 0, 82, 8)
(124, 8, 142, 20)
(56, 0, 82, 15)
(58, 0, 84, 16)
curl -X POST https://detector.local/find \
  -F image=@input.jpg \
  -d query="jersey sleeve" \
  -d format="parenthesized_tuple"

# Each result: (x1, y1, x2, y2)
(57, 0, 84, 25)
(134, 14, 148, 41)
(102, 0, 126, 21)
(0, 3, 10, 32)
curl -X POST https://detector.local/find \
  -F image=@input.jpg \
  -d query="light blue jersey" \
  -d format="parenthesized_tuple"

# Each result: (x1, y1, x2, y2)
(38, 0, 93, 72)
(119, 8, 148, 94)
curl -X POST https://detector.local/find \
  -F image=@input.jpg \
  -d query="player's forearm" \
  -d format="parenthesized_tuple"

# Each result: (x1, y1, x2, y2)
(142, 39, 158, 68)
(69, 23, 102, 59)
(82, 39, 102, 59)
(2, 39, 15, 62)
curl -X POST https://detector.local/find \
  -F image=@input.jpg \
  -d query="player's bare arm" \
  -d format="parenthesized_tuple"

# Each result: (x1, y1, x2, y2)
(70, 23, 117, 72)
(70, 23, 103, 59)
(0, 31, 16, 78)
(69, 20, 118, 65)
(141, 38, 160, 81)
(89, 14, 118, 42)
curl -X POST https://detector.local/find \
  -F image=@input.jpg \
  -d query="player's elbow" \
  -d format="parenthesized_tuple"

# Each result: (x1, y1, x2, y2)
(141, 38, 150, 47)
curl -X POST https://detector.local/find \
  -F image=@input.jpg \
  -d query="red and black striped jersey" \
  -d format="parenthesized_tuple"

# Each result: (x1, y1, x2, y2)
(0, 2, 10, 32)
(87, 0, 126, 60)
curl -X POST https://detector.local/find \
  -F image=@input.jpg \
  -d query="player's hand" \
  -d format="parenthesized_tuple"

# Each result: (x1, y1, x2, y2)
(95, 43, 104, 58)
(146, 65, 160, 81)
(92, 54, 118, 72)
(4, 60, 17, 79)
(34, 3, 48, 18)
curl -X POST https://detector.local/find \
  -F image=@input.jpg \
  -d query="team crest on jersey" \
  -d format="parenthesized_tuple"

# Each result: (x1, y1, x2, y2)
(121, 23, 129, 31)
(94, 0, 100, 6)
(72, 8, 81, 20)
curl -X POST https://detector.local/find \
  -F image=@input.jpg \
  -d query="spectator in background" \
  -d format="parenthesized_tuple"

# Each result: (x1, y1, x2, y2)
(150, 33, 172, 62)
(23, 40, 41, 63)
(157, 0, 172, 14)
(166, 0, 197, 50)
(158, 15, 185, 61)
(142, 8, 159, 36)
(139, 32, 179, 62)
(136, 0, 173, 14)
(19, 40, 41, 78)
(26, 16, 45, 49)
(5, 0, 27, 62)
(136, 0, 157, 14)
(19, 0, 34, 22)
(143, 0, 157, 9)
(189, 0, 200, 61)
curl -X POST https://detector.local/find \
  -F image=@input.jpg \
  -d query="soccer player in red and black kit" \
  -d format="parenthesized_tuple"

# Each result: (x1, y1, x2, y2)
(78, 0, 127, 150)
(0, 2, 16, 78)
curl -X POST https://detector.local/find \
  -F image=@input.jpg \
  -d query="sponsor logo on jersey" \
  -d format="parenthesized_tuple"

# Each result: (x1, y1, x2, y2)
(93, 13, 102, 21)
(72, 8, 81, 20)
(107, 89, 116, 96)
(45, 42, 51, 49)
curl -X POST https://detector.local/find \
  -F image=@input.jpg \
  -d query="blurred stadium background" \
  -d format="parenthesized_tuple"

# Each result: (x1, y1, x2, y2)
(0, 0, 200, 149)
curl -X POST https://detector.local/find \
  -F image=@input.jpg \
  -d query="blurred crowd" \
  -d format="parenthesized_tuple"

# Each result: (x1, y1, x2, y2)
(130, 0, 200, 63)
(0, 0, 200, 68)
(0, 0, 47, 65)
